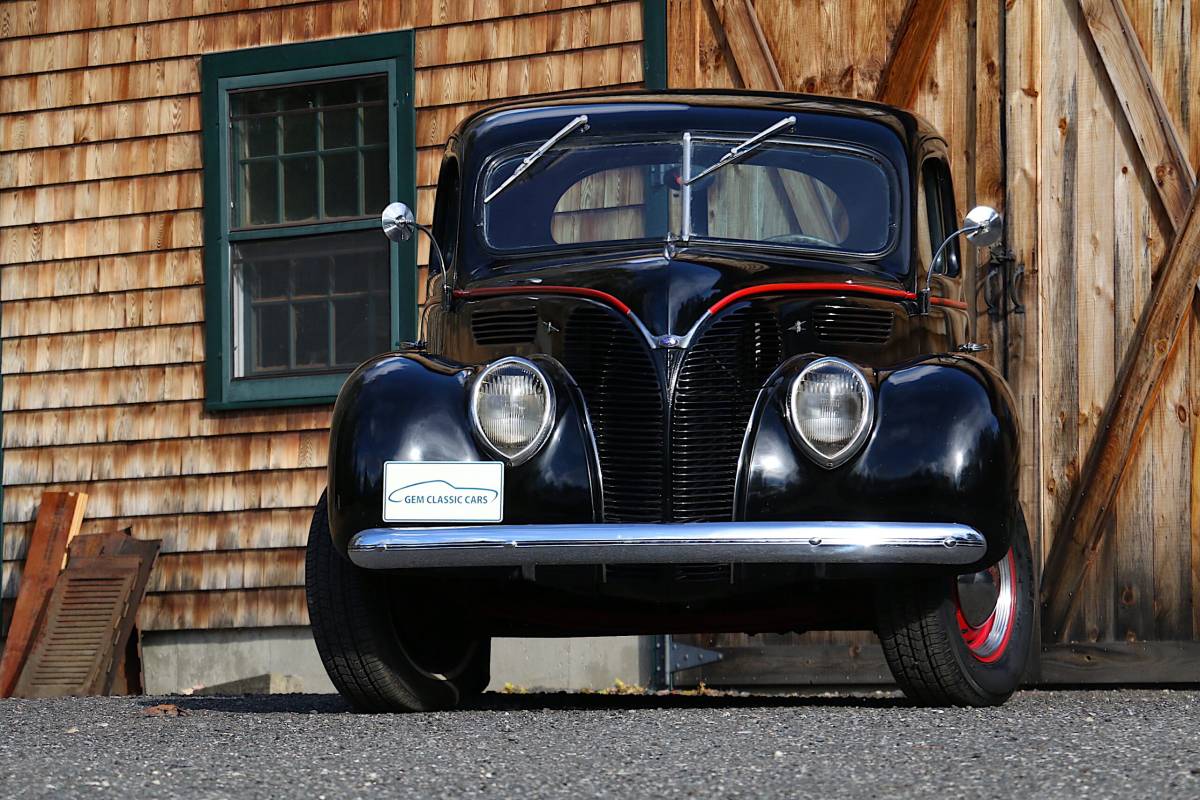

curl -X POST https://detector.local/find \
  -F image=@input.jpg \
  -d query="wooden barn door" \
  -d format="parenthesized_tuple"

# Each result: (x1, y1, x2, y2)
(669, 0, 1200, 687)
(667, 0, 1010, 687)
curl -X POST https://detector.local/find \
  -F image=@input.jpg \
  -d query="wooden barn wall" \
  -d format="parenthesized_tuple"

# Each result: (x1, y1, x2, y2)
(671, 0, 1200, 680)
(1044, 0, 1197, 646)
(0, 0, 646, 634)
(670, 0, 985, 664)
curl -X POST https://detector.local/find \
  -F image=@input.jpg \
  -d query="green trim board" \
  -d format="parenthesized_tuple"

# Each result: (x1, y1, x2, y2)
(642, 0, 668, 90)
(201, 31, 417, 410)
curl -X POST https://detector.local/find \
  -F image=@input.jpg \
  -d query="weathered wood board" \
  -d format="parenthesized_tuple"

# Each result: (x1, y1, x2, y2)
(0, 492, 87, 697)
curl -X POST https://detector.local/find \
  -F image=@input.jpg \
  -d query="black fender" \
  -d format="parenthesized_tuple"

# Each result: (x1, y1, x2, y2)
(326, 351, 600, 556)
(736, 354, 1020, 569)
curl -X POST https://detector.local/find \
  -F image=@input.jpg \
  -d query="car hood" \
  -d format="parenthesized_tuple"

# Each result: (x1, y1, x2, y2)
(461, 247, 912, 337)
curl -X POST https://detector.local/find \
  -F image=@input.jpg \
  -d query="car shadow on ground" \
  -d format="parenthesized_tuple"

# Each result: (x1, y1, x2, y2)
(156, 689, 907, 716)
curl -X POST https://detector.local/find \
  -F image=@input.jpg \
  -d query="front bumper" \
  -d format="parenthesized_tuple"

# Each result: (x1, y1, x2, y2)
(347, 521, 985, 569)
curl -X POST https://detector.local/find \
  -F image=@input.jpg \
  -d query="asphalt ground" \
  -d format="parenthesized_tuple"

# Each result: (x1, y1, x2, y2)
(1, 689, 1198, 799)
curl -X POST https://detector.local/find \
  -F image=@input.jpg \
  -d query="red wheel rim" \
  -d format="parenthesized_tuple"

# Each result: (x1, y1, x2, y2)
(954, 549, 1017, 663)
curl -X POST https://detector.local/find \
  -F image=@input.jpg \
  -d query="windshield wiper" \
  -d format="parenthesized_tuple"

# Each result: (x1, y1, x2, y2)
(682, 115, 796, 186)
(483, 114, 589, 204)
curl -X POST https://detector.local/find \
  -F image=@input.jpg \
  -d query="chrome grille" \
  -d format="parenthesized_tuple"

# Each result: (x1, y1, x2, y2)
(563, 307, 665, 522)
(670, 307, 783, 522)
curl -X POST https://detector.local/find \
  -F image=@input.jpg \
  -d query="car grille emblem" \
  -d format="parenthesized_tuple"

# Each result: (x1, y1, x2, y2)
(657, 334, 682, 348)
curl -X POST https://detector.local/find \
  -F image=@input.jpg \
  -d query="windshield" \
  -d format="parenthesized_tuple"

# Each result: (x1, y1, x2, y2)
(480, 135, 897, 259)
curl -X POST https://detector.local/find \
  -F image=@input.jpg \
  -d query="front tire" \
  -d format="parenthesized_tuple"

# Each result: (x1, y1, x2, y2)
(305, 492, 491, 712)
(875, 512, 1035, 706)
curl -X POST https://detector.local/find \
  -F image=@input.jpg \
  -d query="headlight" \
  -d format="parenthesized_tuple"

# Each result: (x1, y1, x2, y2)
(787, 357, 873, 468)
(469, 357, 555, 465)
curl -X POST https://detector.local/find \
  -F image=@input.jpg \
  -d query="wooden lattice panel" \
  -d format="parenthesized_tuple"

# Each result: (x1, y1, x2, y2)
(12, 557, 138, 698)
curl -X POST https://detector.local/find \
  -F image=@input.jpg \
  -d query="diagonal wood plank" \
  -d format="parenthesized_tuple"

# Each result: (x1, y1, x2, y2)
(697, 0, 845, 239)
(1042, 194, 1200, 638)
(702, 0, 783, 91)
(1076, 0, 1195, 230)
(0, 491, 87, 698)
(876, 0, 952, 108)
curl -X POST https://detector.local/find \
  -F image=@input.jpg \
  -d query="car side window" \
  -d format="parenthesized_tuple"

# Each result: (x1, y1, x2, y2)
(919, 158, 960, 278)
(432, 156, 461, 273)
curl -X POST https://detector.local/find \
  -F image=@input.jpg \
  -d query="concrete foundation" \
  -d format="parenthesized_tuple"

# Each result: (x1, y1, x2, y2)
(140, 627, 650, 695)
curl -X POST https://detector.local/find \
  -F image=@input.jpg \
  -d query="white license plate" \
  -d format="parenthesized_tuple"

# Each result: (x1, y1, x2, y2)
(382, 461, 504, 523)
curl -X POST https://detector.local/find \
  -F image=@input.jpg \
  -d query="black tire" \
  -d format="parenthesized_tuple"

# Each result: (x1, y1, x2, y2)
(305, 492, 491, 712)
(876, 512, 1035, 707)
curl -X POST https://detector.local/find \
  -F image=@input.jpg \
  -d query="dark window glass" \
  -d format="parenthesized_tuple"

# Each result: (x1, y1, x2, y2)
(232, 231, 390, 377)
(362, 149, 389, 215)
(921, 160, 959, 277)
(244, 117, 277, 157)
(323, 152, 360, 217)
(230, 74, 388, 229)
(323, 107, 358, 149)
(243, 161, 278, 225)
(363, 105, 388, 145)
(282, 157, 318, 222)
(482, 138, 896, 263)
(282, 114, 316, 153)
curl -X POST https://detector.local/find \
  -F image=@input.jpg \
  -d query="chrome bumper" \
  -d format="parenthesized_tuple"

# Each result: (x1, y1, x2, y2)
(346, 521, 986, 569)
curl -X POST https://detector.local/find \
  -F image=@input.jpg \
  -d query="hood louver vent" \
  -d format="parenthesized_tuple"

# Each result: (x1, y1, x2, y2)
(812, 304, 894, 345)
(471, 307, 539, 345)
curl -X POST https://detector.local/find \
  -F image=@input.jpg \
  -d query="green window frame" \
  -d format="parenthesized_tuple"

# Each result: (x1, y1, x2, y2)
(201, 32, 417, 410)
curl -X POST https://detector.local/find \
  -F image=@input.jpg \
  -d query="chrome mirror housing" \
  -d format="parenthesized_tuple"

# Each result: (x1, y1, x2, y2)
(918, 206, 1003, 315)
(381, 202, 417, 243)
(380, 202, 452, 313)
(963, 205, 1002, 247)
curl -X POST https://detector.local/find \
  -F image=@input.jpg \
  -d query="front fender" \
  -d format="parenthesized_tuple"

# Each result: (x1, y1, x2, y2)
(737, 354, 1020, 567)
(326, 352, 600, 556)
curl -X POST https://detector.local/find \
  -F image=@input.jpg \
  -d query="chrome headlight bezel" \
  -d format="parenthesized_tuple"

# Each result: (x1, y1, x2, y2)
(468, 356, 556, 466)
(786, 356, 874, 469)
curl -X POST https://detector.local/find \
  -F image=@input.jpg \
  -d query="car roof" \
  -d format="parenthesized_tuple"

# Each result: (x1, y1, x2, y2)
(452, 89, 942, 149)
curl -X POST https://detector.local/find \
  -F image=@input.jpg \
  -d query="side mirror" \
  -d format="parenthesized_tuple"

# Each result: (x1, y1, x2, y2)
(381, 202, 417, 243)
(380, 202, 451, 311)
(919, 205, 1003, 314)
(963, 205, 1002, 247)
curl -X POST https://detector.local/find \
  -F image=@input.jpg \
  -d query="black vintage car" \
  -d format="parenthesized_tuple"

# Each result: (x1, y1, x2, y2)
(305, 91, 1033, 711)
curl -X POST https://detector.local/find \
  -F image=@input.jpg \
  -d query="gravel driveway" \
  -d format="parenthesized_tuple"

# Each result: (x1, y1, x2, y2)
(1, 690, 1198, 798)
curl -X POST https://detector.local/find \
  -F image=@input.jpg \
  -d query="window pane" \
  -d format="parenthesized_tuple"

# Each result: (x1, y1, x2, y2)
(333, 296, 372, 364)
(282, 112, 317, 153)
(320, 80, 358, 107)
(254, 304, 290, 372)
(229, 74, 389, 229)
(242, 161, 279, 226)
(243, 117, 277, 158)
(323, 107, 357, 149)
(233, 231, 390, 377)
(687, 142, 891, 254)
(232, 89, 277, 116)
(292, 255, 329, 297)
(332, 259, 370, 294)
(323, 152, 359, 217)
(294, 301, 330, 367)
(362, 148, 389, 215)
(282, 157, 318, 222)
(363, 105, 387, 145)
(361, 77, 386, 102)
(278, 84, 319, 111)
(251, 260, 289, 300)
